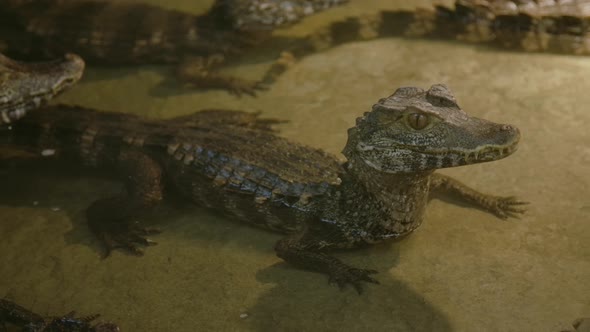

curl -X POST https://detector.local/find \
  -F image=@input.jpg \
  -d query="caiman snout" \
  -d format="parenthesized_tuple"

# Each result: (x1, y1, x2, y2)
(0, 52, 85, 124)
(495, 123, 520, 144)
(472, 118, 520, 146)
(61, 53, 85, 81)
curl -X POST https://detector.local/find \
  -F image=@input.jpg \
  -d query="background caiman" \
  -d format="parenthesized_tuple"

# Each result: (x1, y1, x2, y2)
(0, 298, 119, 332)
(0, 52, 84, 125)
(0, 0, 348, 96)
(2, 1, 588, 96)
(265, 0, 590, 78)
(312, 0, 590, 53)
(0, 84, 526, 292)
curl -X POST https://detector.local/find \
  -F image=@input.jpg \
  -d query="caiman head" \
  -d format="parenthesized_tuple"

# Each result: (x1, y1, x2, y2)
(342, 84, 520, 173)
(0, 53, 85, 124)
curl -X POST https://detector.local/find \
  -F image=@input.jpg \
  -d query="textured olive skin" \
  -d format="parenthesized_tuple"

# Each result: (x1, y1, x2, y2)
(4, 85, 526, 292)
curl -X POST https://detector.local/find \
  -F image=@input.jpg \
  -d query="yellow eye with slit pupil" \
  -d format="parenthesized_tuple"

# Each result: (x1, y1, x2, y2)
(407, 113, 430, 130)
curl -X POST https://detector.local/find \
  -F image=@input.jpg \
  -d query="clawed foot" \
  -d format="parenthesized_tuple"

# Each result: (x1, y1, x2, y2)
(486, 196, 529, 219)
(226, 79, 268, 97)
(90, 219, 160, 258)
(177, 55, 268, 97)
(86, 197, 161, 258)
(328, 264, 380, 294)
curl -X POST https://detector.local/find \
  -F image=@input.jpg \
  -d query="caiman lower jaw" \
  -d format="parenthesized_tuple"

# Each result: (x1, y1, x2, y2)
(442, 140, 520, 165)
(0, 92, 53, 123)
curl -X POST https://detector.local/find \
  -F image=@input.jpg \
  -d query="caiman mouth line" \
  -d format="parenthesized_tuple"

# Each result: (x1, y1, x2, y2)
(359, 137, 520, 162)
(0, 92, 52, 123)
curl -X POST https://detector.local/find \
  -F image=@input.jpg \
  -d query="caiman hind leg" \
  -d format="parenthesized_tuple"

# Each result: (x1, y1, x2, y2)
(429, 173, 528, 219)
(176, 54, 266, 97)
(87, 149, 164, 257)
(275, 222, 379, 294)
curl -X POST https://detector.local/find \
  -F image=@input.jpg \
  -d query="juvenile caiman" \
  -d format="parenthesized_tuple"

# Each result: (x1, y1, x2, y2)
(0, 52, 84, 125)
(0, 298, 119, 332)
(2, 1, 588, 96)
(403, 0, 590, 54)
(263, 0, 590, 79)
(0, 84, 526, 292)
(0, 0, 348, 96)
(261, 0, 590, 84)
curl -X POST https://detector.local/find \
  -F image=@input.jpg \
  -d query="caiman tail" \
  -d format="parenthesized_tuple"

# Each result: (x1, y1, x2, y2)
(262, 0, 590, 84)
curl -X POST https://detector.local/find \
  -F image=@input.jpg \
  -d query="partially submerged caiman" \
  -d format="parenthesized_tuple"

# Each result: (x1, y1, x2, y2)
(0, 298, 119, 332)
(287, 0, 590, 56)
(0, 52, 84, 124)
(2, 0, 587, 97)
(0, 0, 348, 96)
(0, 84, 526, 292)
(228, 0, 590, 83)
(396, 0, 590, 54)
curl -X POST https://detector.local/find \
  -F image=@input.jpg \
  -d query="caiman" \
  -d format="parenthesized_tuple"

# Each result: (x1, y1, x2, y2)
(2, 0, 588, 96)
(300, 0, 590, 55)
(0, 298, 119, 332)
(0, 52, 84, 125)
(0, 84, 526, 292)
(0, 0, 348, 96)
(265, 0, 590, 79)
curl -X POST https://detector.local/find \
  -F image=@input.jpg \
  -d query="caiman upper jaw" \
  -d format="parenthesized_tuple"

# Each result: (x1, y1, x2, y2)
(0, 53, 85, 124)
(62, 53, 85, 77)
(343, 84, 522, 173)
(49, 53, 86, 92)
(427, 123, 520, 165)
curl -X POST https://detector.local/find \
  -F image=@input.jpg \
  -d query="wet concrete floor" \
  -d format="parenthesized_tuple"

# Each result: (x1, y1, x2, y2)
(0, 1, 589, 331)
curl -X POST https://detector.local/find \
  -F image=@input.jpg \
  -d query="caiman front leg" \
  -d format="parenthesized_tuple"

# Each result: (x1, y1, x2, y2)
(176, 54, 266, 96)
(429, 173, 528, 219)
(275, 223, 379, 294)
(87, 149, 164, 257)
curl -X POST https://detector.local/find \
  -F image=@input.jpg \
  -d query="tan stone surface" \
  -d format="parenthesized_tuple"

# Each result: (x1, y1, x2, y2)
(0, 1, 588, 331)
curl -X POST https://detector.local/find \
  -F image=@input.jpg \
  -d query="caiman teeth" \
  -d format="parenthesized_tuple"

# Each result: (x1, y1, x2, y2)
(462, 143, 518, 163)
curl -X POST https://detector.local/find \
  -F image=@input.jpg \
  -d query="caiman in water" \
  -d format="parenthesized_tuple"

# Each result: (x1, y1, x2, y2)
(292, 0, 590, 54)
(0, 84, 526, 292)
(2, 1, 589, 95)
(263, 0, 590, 79)
(0, 52, 84, 125)
(0, 298, 119, 332)
(0, 0, 348, 96)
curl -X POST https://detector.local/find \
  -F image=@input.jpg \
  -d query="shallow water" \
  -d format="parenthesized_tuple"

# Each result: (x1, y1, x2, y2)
(1, 1, 589, 331)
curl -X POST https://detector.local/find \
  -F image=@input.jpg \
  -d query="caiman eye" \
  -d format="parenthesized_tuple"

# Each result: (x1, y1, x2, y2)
(407, 113, 431, 130)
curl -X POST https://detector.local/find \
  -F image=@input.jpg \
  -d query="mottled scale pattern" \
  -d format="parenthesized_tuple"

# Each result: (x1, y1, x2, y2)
(0, 298, 44, 328)
(8, 105, 343, 232)
(0, 0, 350, 65)
(168, 144, 337, 232)
(0, 52, 83, 124)
(0, 0, 247, 63)
(278, 0, 590, 63)
(1, 85, 526, 292)
(0, 298, 119, 332)
(228, 0, 350, 29)
(444, 0, 590, 53)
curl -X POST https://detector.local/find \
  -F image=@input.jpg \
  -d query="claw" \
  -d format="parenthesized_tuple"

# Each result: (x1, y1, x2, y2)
(90, 218, 160, 258)
(490, 196, 528, 219)
(328, 265, 379, 294)
(227, 79, 267, 97)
